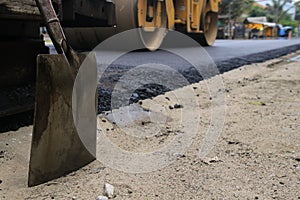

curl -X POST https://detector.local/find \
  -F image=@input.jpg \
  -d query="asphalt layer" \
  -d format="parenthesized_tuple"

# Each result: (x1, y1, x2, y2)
(211, 39, 300, 72)
(1, 39, 300, 132)
(96, 39, 300, 112)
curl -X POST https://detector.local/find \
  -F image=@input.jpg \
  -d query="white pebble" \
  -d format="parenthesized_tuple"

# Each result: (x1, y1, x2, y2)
(104, 183, 115, 198)
(96, 196, 108, 200)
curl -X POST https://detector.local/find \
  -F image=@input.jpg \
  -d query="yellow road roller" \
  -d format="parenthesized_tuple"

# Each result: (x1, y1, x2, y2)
(59, 0, 221, 50)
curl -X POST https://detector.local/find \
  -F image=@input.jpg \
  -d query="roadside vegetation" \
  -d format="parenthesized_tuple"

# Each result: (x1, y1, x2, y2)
(219, 0, 300, 37)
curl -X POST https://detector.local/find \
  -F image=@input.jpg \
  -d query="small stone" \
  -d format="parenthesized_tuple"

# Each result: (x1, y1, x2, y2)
(169, 105, 174, 109)
(174, 153, 186, 158)
(132, 93, 139, 98)
(96, 196, 108, 200)
(143, 108, 150, 112)
(0, 155, 3, 159)
(201, 156, 222, 164)
(174, 104, 183, 109)
(210, 156, 221, 163)
(228, 141, 240, 145)
(104, 183, 115, 198)
(193, 87, 197, 90)
(165, 97, 170, 101)
(102, 119, 107, 123)
(92, 167, 105, 174)
(249, 101, 266, 106)
(0, 180, 2, 184)
(72, 197, 76, 200)
(106, 128, 109, 131)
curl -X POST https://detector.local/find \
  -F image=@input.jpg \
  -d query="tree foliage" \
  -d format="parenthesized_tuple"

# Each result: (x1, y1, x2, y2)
(265, 0, 295, 22)
(279, 19, 298, 28)
(249, 5, 267, 17)
(219, 0, 254, 19)
(220, 0, 300, 22)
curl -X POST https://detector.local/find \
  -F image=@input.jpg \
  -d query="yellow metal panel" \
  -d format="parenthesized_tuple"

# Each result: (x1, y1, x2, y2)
(191, 0, 204, 31)
(155, 1, 162, 27)
(209, 0, 220, 12)
(138, 0, 147, 27)
(175, 0, 187, 23)
(165, 0, 175, 29)
(138, 0, 164, 30)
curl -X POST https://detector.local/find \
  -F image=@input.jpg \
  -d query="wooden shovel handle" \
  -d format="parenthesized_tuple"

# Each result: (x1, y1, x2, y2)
(35, 0, 80, 69)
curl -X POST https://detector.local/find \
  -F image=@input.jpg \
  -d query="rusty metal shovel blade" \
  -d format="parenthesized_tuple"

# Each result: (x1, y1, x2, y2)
(28, 53, 97, 186)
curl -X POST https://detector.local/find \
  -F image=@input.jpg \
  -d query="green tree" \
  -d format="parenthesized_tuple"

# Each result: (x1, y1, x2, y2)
(249, 5, 267, 17)
(265, 0, 298, 22)
(220, 0, 254, 20)
(279, 19, 298, 28)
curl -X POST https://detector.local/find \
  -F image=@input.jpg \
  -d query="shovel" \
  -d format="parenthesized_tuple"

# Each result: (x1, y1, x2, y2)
(28, 0, 97, 186)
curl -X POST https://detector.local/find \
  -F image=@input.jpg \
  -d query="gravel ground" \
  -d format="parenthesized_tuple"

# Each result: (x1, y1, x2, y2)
(0, 51, 299, 199)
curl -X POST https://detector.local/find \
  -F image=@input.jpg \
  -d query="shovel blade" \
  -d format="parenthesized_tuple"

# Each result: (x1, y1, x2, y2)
(28, 53, 97, 186)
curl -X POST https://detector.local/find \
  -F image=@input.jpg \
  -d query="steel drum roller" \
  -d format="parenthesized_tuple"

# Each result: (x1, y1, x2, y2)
(64, 0, 168, 51)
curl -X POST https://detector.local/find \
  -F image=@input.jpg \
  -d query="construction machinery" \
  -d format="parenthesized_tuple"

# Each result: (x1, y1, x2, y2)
(0, 0, 220, 186)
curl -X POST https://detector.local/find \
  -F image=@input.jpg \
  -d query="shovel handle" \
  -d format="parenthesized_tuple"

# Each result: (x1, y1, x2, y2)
(35, 0, 80, 68)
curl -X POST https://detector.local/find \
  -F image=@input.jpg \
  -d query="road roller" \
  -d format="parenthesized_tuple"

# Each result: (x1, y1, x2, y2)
(59, 0, 221, 50)
(0, 0, 220, 186)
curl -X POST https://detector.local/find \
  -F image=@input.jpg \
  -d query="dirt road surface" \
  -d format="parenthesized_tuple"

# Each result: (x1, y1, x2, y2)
(0, 52, 299, 199)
